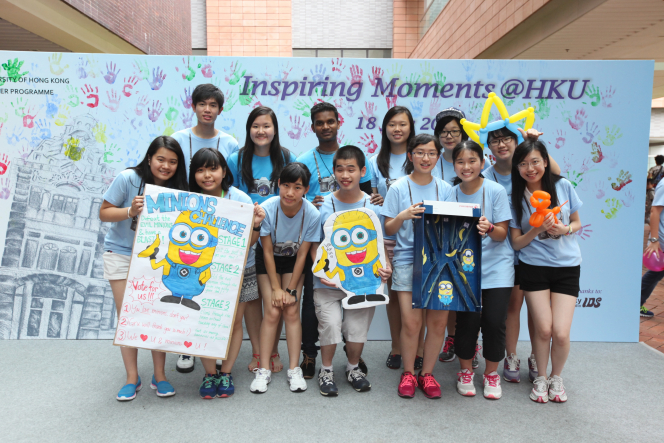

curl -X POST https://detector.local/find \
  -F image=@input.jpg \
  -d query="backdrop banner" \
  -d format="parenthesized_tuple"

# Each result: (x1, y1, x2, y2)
(0, 51, 652, 342)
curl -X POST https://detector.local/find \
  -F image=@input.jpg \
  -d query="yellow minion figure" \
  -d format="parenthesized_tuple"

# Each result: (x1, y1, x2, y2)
(462, 249, 475, 272)
(138, 210, 218, 311)
(438, 281, 453, 306)
(313, 210, 385, 305)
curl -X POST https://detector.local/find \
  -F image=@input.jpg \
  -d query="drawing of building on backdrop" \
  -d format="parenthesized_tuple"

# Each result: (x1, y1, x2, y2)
(0, 113, 119, 340)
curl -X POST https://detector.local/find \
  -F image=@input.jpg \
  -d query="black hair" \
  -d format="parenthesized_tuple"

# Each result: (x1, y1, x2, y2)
(377, 106, 415, 179)
(656, 155, 664, 165)
(188, 148, 234, 194)
(238, 106, 291, 194)
(511, 140, 563, 225)
(404, 134, 442, 174)
(487, 127, 518, 144)
(128, 135, 188, 192)
(192, 83, 225, 108)
(310, 101, 339, 124)
(333, 145, 365, 169)
(451, 140, 485, 186)
(279, 162, 311, 187)
(434, 116, 469, 141)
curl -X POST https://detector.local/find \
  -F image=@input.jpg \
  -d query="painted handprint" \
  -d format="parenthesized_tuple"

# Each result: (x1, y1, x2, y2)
(103, 143, 120, 164)
(621, 190, 634, 208)
(0, 178, 10, 200)
(133, 60, 149, 80)
(411, 101, 424, 119)
(3, 58, 29, 82)
(18, 146, 32, 162)
(48, 53, 68, 75)
(429, 97, 442, 116)
(148, 100, 163, 123)
(609, 170, 632, 191)
(276, 62, 292, 81)
(135, 95, 149, 116)
(161, 119, 176, 136)
(369, 66, 384, 87)
(360, 133, 378, 154)
(175, 57, 196, 81)
(93, 123, 108, 144)
(55, 105, 70, 126)
(149, 67, 167, 90)
(44, 94, 60, 117)
(165, 97, 179, 121)
(343, 101, 355, 118)
(104, 62, 120, 84)
(601, 86, 615, 108)
(287, 115, 306, 145)
(30, 119, 50, 146)
(601, 198, 622, 220)
(223, 88, 237, 111)
(63, 137, 85, 161)
(337, 130, 346, 145)
(601, 125, 623, 146)
(361, 102, 377, 119)
(461, 60, 475, 82)
(581, 122, 599, 144)
(220, 117, 235, 132)
(564, 170, 583, 187)
(122, 76, 139, 97)
(584, 84, 601, 107)
(310, 64, 326, 82)
(347, 65, 363, 85)
(11, 97, 27, 117)
(63, 85, 79, 108)
(535, 98, 551, 119)
(181, 110, 194, 127)
(200, 61, 213, 78)
(0, 154, 11, 175)
(575, 224, 592, 240)
(420, 61, 434, 84)
(331, 58, 346, 79)
(228, 61, 246, 85)
(604, 151, 618, 168)
(386, 64, 403, 85)
(556, 101, 572, 122)
(179, 86, 193, 109)
(81, 84, 99, 108)
(76, 57, 89, 79)
(568, 108, 586, 130)
(433, 72, 446, 90)
(591, 142, 604, 163)
(551, 129, 565, 150)
(293, 98, 314, 117)
(405, 74, 420, 97)
(22, 106, 38, 129)
(103, 90, 121, 112)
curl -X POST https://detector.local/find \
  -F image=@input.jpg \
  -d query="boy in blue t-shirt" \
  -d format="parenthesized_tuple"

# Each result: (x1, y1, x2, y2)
(171, 83, 239, 176)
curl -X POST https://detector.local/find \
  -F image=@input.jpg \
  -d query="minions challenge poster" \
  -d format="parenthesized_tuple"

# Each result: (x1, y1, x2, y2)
(113, 184, 253, 359)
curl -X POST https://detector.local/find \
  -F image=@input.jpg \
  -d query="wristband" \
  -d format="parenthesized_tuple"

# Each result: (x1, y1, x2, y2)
(127, 207, 132, 219)
(565, 224, 573, 236)
(487, 223, 494, 234)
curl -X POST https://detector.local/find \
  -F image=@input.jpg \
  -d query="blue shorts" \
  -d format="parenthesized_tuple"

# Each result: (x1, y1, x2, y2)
(392, 263, 413, 292)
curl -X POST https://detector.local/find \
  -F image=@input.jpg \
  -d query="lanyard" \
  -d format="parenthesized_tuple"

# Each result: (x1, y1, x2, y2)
(331, 195, 367, 212)
(190, 133, 221, 160)
(313, 148, 337, 187)
(407, 178, 439, 228)
(273, 202, 306, 246)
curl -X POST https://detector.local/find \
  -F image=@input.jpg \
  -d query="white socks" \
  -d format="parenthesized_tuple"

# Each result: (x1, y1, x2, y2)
(321, 364, 333, 372)
(346, 361, 359, 372)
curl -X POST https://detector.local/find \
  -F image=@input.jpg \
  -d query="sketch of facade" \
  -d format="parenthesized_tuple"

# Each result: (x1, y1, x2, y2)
(0, 114, 119, 340)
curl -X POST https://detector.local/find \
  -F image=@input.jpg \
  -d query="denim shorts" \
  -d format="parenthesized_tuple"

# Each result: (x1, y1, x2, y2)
(391, 263, 413, 292)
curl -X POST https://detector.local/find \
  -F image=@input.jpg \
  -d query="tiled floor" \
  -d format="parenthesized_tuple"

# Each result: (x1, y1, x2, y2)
(640, 225, 664, 352)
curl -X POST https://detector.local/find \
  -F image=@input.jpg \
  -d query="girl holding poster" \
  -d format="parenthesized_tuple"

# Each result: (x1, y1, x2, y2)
(369, 107, 426, 371)
(383, 134, 452, 399)
(445, 140, 513, 400)
(227, 106, 297, 374)
(100, 136, 189, 401)
(250, 162, 321, 393)
(189, 148, 266, 399)
(509, 140, 582, 404)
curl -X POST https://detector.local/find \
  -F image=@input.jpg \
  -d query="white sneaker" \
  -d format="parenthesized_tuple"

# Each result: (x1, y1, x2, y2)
(483, 371, 502, 399)
(548, 375, 567, 403)
(250, 368, 271, 393)
(176, 355, 195, 373)
(528, 354, 538, 382)
(287, 367, 308, 392)
(216, 360, 222, 371)
(530, 375, 549, 403)
(456, 369, 476, 396)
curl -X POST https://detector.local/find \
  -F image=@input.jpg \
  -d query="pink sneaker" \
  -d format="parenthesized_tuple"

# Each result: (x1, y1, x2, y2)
(398, 372, 417, 398)
(417, 372, 441, 399)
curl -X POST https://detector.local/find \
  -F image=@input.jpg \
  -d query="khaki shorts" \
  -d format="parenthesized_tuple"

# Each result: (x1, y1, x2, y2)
(103, 251, 131, 280)
(314, 287, 375, 346)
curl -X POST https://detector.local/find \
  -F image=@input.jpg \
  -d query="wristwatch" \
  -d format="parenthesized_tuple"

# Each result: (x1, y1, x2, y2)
(649, 237, 659, 244)
(286, 288, 297, 301)
(253, 222, 262, 232)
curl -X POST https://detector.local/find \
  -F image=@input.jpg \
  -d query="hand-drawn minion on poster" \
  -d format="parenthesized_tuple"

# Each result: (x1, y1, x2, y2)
(461, 249, 475, 272)
(313, 208, 388, 309)
(138, 210, 218, 311)
(438, 281, 453, 306)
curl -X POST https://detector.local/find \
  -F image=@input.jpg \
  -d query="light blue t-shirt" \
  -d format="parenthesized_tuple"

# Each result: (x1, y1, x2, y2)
(369, 153, 408, 241)
(103, 169, 144, 256)
(382, 176, 452, 266)
(484, 164, 517, 265)
(226, 186, 256, 268)
(509, 178, 583, 267)
(447, 179, 514, 289)
(313, 193, 385, 290)
(226, 150, 297, 204)
(171, 128, 239, 176)
(296, 147, 373, 202)
(259, 196, 321, 256)
(432, 155, 457, 186)
(653, 180, 664, 244)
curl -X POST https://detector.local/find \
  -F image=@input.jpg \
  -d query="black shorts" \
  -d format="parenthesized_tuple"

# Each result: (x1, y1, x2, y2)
(514, 264, 521, 287)
(518, 260, 580, 297)
(255, 243, 297, 275)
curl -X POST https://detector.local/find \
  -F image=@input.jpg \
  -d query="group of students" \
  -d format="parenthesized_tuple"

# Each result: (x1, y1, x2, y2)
(101, 83, 583, 404)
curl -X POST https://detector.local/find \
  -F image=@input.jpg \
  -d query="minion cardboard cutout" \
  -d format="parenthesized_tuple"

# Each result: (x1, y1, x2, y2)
(313, 208, 388, 309)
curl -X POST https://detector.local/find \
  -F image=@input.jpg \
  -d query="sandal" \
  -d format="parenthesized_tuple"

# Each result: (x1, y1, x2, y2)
(247, 354, 260, 372)
(270, 353, 283, 373)
(414, 355, 423, 370)
(386, 353, 402, 369)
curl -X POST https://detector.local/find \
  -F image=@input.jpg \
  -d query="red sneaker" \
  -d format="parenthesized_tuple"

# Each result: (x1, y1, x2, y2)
(417, 372, 442, 399)
(398, 372, 417, 398)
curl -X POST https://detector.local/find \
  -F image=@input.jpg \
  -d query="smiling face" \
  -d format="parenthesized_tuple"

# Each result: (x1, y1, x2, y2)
(408, 141, 439, 175)
(312, 110, 339, 143)
(279, 178, 308, 209)
(488, 131, 517, 163)
(167, 211, 218, 268)
(331, 211, 379, 267)
(438, 120, 463, 153)
(454, 148, 484, 183)
(195, 162, 225, 196)
(386, 112, 410, 147)
(250, 114, 275, 150)
(150, 147, 179, 186)
(517, 150, 548, 184)
(192, 97, 222, 127)
(334, 157, 366, 191)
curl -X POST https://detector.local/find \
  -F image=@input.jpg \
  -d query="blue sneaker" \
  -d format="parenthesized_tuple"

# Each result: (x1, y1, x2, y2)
(117, 376, 142, 401)
(150, 375, 175, 397)
(217, 372, 235, 397)
(199, 374, 219, 399)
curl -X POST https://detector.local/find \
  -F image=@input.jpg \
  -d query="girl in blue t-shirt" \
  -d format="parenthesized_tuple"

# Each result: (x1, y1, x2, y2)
(369, 106, 425, 371)
(189, 148, 266, 399)
(250, 163, 321, 394)
(446, 140, 513, 400)
(383, 134, 452, 399)
(227, 106, 295, 374)
(510, 140, 582, 404)
(99, 135, 189, 401)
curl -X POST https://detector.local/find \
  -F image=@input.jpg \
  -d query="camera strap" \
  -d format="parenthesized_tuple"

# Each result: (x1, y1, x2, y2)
(273, 201, 306, 249)
(331, 195, 367, 213)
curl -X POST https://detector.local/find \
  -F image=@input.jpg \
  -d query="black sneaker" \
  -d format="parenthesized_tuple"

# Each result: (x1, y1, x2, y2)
(300, 353, 316, 379)
(641, 306, 655, 318)
(318, 369, 338, 396)
(439, 336, 456, 362)
(346, 367, 371, 392)
(343, 345, 369, 375)
(414, 355, 423, 370)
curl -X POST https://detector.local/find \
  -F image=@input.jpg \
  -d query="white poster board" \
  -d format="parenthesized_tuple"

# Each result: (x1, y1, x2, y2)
(113, 184, 253, 359)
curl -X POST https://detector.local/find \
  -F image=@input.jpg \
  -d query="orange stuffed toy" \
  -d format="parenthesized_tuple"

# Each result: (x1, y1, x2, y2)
(528, 191, 568, 228)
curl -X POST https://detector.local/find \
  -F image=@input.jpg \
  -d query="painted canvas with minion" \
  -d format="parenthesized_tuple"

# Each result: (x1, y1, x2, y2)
(313, 208, 388, 310)
(113, 184, 255, 360)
